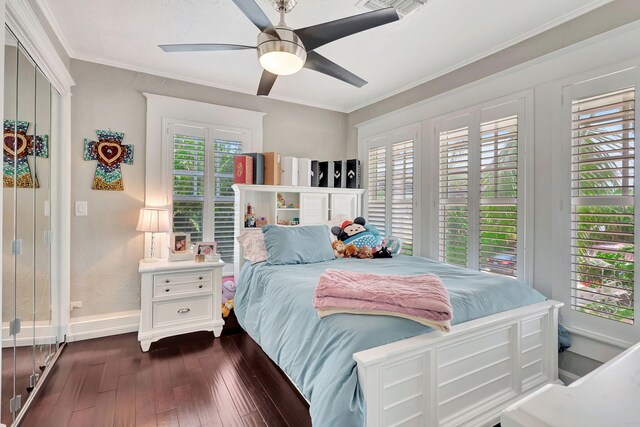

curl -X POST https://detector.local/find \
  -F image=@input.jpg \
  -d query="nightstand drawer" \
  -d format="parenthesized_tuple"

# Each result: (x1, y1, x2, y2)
(153, 280, 212, 298)
(153, 271, 212, 286)
(152, 295, 212, 328)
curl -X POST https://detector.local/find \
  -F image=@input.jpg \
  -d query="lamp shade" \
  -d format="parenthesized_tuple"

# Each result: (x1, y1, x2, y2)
(136, 208, 171, 233)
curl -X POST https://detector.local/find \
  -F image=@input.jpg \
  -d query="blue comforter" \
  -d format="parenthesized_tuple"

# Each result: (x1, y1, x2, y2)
(234, 255, 546, 427)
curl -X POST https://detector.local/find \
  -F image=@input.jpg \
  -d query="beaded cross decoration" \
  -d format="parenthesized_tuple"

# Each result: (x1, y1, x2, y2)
(3, 120, 49, 188)
(83, 130, 134, 191)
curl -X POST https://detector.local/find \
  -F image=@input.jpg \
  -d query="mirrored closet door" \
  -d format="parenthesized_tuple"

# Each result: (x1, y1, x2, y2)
(2, 26, 60, 426)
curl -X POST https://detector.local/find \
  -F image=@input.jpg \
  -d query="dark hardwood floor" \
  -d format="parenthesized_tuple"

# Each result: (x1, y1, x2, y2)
(20, 328, 312, 427)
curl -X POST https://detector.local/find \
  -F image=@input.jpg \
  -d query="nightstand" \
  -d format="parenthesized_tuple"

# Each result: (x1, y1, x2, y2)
(138, 260, 225, 352)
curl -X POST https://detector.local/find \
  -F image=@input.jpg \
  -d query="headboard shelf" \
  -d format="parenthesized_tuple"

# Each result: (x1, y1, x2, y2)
(233, 184, 364, 277)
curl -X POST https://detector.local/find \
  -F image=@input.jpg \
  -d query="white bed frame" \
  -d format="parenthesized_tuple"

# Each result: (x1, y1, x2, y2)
(354, 300, 563, 427)
(233, 185, 562, 426)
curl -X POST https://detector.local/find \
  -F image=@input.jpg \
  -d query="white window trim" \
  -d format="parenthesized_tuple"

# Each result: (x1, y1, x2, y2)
(361, 123, 421, 256)
(144, 93, 264, 272)
(555, 68, 640, 344)
(430, 93, 533, 284)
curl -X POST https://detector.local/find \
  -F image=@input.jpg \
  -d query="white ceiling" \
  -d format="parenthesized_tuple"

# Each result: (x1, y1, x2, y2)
(41, 0, 613, 112)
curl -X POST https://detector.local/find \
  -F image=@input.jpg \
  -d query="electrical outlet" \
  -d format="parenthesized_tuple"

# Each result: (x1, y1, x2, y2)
(70, 301, 82, 310)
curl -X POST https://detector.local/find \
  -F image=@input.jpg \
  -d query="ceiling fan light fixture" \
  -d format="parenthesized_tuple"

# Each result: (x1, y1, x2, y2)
(257, 28, 306, 76)
(259, 50, 304, 75)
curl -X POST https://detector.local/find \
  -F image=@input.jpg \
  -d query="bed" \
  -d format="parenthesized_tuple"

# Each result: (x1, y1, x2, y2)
(234, 255, 562, 427)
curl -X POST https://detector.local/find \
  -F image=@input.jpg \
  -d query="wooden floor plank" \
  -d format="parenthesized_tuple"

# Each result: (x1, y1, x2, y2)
(218, 337, 289, 427)
(49, 356, 88, 427)
(242, 412, 267, 427)
(99, 348, 123, 392)
(135, 351, 158, 427)
(173, 384, 202, 427)
(92, 390, 117, 427)
(152, 348, 176, 414)
(231, 334, 312, 427)
(157, 409, 179, 427)
(114, 374, 136, 427)
(68, 407, 95, 427)
(199, 356, 249, 427)
(73, 363, 104, 411)
(179, 342, 223, 427)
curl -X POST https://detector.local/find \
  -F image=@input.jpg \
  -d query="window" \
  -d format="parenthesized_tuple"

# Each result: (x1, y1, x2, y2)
(436, 100, 525, 279)
(169, 123, 244, 264)
(570, 87, 635, 324)
(366, 136, 415, 255)
(438, 126, 469, 267)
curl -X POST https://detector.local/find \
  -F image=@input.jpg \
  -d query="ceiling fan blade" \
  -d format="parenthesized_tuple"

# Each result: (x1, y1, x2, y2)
(257, 70, 278, 96)
(304, 51, 367, 88)
(159, 43, 255, 52)
(231, 0, 280, 38)
(294, 7, 399, 52)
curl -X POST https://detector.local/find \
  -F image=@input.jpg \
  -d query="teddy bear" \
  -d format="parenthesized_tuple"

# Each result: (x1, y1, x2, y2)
(332, 240, 346, 258)
(357, 245, 373, 259)
(343, 243, 359, 258)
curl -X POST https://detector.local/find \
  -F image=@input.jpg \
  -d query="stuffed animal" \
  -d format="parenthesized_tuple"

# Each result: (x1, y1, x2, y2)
(357, 245, 373, 259)
(343, 243, 359, 258)
(222, 279, 236, 301)
(331, 217, 382, 250)
(222, 299, 234, 317)
(382, 236, 403, 254)
(332, 240, 346, 258)
(373, 246, 392, 258)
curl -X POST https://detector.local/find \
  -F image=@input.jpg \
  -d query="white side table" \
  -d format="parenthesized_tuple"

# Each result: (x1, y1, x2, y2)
(138, 260, 225, 352)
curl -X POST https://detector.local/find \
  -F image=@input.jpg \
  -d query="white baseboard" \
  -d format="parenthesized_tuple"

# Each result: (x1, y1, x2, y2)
(2, 321, 57, 347)
(67, 310, 140, 342)
(558, 368, 581, 385)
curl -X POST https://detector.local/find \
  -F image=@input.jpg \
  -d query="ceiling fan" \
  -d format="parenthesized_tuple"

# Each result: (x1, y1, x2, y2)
(159, 0, 399, 96)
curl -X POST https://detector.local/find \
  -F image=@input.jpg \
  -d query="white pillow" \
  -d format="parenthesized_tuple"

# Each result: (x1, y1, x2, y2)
(236, 231, 268, 264)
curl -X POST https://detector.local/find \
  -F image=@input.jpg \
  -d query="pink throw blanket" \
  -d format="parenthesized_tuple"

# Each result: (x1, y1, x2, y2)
(313, 269, 453, 332)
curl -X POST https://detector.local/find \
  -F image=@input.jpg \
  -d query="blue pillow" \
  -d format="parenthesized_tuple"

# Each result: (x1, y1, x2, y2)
(262, 224, 335, 265)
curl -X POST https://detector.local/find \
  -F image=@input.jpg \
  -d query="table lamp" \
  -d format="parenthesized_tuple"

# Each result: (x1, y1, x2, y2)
(136, 208, 171, 262)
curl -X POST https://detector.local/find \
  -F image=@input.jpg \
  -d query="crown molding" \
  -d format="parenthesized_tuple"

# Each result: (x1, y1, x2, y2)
(34, 0, 75, 58)
(5, 0, 75, 94)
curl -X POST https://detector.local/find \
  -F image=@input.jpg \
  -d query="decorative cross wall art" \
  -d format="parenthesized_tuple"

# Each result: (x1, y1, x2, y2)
(3, 120, 49, 188)
(84, 130, 134, 191)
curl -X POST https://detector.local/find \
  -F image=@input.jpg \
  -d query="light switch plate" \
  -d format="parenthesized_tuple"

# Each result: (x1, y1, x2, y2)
(75, 201, 88, 216)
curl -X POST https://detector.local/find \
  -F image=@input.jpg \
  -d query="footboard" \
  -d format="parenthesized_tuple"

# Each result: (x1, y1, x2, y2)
(353, 300, 563, 427)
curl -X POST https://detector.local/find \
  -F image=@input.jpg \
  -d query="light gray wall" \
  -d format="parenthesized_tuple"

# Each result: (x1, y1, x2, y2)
(69, 59, 348, 318)
(346, 0, 640, 157)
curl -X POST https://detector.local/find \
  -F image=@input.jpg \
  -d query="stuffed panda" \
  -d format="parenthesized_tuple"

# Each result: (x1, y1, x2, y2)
(331, 217, 382, 250)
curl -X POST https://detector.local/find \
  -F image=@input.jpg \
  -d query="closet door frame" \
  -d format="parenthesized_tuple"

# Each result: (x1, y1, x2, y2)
(5, 0, 75, 346)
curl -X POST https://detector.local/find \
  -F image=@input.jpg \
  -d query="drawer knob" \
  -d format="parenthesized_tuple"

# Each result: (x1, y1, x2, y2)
(198, 285, 203, 289)
(165, 279, 170, 283)
(165, 288, 170, 293)
(199, 276, 203, 280)
(177, 308, 191, 314)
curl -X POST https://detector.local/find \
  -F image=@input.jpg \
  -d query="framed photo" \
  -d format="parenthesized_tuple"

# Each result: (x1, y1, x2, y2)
(195, 241, 217, 256)
(170, 232, 190, 253)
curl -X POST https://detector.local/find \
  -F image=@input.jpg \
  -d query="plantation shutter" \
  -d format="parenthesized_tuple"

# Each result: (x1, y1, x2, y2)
(172, 134, 205, 242)
(368, 146, 387, 235)
(479, 115, 518, 277)
(439, 126, 469, 267)
(391, 141, 414, 255)
(213, 139, 242, 263)
(570, 87, 635, 324)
